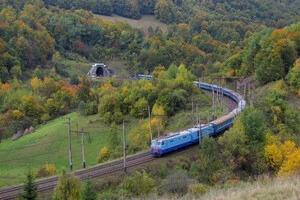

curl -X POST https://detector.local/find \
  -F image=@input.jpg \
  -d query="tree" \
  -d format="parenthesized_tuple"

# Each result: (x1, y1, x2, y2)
(53, 168, 81, 200)
(107, 122, 121, 155)
(240, 106, 266, 146)
(286, 58, 300, 94)
(278, 148, 300, 176)
(81, 180, 97, 200)
(218, 119, 249, 170)
(96, 146, 110, 163)
(154, 0, 175, 24)
(77, 75, 91, 103)
(121, 171, 156, 196)
(20, 169, 38, 200)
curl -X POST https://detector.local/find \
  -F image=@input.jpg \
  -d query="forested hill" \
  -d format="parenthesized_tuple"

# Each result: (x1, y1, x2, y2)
(39, 0, 300, 27)
(0, 0, 299, 140)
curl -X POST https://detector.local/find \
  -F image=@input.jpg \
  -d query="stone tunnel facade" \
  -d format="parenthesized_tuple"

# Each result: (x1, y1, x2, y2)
(87, 63, 114, 78)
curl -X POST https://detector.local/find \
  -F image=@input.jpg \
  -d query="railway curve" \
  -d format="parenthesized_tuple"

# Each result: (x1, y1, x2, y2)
(0, 82, 242, 200)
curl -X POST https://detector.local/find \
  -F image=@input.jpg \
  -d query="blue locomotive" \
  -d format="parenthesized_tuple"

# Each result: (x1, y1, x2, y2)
(150, 82, 246, 157)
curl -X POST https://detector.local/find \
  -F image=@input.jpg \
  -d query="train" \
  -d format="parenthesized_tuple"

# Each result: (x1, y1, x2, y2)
(137, 74, 152, 80)
(150, 81, 246, 157)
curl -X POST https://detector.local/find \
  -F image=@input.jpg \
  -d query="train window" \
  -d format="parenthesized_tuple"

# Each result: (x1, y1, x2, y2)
(162, 142, 164, 145)
(170, 140, 173, 142)
(183, 136, 186, 138)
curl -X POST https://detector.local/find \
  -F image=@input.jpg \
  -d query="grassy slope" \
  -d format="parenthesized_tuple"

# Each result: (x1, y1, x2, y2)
(94, 14, 168, 35)
(0, 112, 131, 188)
(153, 175, 300, 200)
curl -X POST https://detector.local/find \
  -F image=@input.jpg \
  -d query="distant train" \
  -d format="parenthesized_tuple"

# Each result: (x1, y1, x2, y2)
(137, 74, 152, 80)
(150, 82, 246, 157)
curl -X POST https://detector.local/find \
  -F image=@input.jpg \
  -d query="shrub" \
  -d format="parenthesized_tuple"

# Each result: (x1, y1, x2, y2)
(96, 146, 110, 163)
(187, 183, 208, 196)
(36, 163, 56, 178)
(121, 171, 156, 197)
(163, 171, 190, 195)
(103, 112, 112, 124)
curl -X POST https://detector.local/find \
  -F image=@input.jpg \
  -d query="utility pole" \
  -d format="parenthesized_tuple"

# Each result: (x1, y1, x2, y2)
(197, 104, 201, 149)
(196, 104, 198, 128)
(76, 122, 79, 142)
(192, 98, 194, 126)
(207, 110, 210, 132)
(244, 82, 246, 98)
(81, 128, 86, 168)
(123, 120, 126, 173)
(157, 118, 160, 137)
(212, 87, 215, 120)
(148, 105, 152, 141)
(67, 118, 72, 171)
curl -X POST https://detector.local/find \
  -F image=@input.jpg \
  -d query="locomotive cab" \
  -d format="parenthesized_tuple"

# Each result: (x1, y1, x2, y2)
(151, 140, 165, 157)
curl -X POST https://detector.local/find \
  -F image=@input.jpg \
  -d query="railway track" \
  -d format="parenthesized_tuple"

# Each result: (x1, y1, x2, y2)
(0, 152, 156, 200)
(0, 89, 238, 200)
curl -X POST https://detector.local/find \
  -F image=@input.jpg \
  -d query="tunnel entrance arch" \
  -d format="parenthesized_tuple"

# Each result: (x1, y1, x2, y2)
(96, 67, 104, 77)
(87, 63, 114, 78)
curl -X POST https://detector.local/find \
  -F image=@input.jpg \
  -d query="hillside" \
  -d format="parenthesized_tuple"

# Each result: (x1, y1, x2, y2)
(0, 0, 299, 199)
(95, 14, 168, 35)
(155, 175, 300, 200)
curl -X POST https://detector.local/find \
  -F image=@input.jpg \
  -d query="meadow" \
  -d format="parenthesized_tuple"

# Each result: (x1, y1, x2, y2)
(0, 112, 128, 188)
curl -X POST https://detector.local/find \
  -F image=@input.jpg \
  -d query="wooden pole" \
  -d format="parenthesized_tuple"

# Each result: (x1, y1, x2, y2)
(81, 128, 86, 168)
(123, 120, 126, 173)
(148, 105, 152, 141)
(68, 118, 72, 171)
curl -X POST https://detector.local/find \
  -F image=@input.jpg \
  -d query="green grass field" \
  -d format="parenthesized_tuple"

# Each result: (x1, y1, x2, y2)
(0, 112, 128, 188)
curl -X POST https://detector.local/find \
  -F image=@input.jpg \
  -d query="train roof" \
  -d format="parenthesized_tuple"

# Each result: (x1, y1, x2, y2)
(152, 130, 190, 142)
(210, 112, 235, 125)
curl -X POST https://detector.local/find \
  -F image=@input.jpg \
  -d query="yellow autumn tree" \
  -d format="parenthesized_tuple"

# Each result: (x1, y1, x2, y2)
(45, 163, 56, 175)
(265, 144, 283, 170)
(96, 146, 110, 163)
(278, 148, 300, 176)
(280, 140, 297, 159)
(30, 76, 42, 94)
(265, 134, 299, 174)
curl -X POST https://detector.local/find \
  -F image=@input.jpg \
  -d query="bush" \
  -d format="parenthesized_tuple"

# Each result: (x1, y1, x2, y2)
(121, 171, 156, 197)
(96, 146, 110, 163)
(163, 171, 190, 195)
(113, 110, 123, 124)
(85, 101, 98, 115)
(103, 112, 112, 124)
(36, 163, 56, 178)
(187, 183, 208, 196)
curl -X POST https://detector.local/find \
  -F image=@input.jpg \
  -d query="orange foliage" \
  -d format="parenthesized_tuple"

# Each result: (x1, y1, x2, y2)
(1, 82, 11, 94)
(270, 29, 288, 41)
(30, 76, 42, 91)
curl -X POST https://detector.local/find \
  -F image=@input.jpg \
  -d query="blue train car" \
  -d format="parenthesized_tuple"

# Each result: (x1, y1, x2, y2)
(210, 113, 235, 135)
(137, 74, 152, 80)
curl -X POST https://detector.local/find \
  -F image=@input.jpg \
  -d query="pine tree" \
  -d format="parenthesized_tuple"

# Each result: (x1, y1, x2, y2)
(20, 169, 38, 200)
(81, 180, 97, 200)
